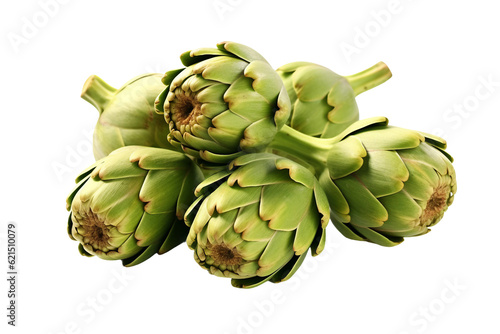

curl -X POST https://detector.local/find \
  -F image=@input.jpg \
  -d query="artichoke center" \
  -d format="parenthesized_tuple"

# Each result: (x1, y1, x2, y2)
(420, 184, 449, 225)
(170, 89, 202, 130)
(210, 244, 243, 266)
(81, 210, 111, 249)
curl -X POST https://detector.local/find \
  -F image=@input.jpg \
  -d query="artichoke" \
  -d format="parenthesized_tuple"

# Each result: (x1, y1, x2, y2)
(66, 146, 204, 266)
(155, 42, 291, 165)
(269, 117, 456, 246)
(277, 61, 392, 138)
(81, 73, 175, 160)
(185, 153, 329, 288)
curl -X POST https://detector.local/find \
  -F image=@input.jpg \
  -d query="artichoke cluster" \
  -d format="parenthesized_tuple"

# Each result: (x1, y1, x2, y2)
(66, 41, 456, 288)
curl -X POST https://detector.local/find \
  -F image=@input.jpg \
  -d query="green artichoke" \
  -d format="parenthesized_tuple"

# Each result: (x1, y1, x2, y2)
(155, 42, 291, 165)
(81, 73, 175, 160)
(269, 117, 456, 246)
(277, 61, 392, 138)
(66, 146, 204, 266)
(185, 153, 329, 288)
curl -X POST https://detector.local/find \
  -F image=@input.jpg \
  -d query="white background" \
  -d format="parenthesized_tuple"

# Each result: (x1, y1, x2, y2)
(1, 0, 499, 333)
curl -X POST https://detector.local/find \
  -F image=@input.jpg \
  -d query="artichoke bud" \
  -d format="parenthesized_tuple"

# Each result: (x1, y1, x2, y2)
(81, 73, 175, 160)
(322, 118, 457, 246)
(184, 153, 329, 288)
(277, 61, 392, 138)
(66, 146, 204, 267)
(155, 42, 292, 165)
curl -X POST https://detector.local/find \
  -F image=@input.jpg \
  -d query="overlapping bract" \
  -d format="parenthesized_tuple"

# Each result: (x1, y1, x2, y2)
(82, 74, 175, 160)
(319, 117, 456, 246)
(185, 153, 329, 288)
(66, 146, 203, 266)
(155, 42, 291, 165)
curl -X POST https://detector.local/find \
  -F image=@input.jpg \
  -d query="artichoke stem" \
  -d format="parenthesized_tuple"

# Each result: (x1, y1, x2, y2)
(268, 125, 334, 174)
(81, 75, 118, 114)
(345, 62, 392, 96)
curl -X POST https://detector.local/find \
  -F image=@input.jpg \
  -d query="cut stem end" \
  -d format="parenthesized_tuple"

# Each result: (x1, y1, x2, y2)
(345, 62, 392, 96)
(81, 75, 118, 114)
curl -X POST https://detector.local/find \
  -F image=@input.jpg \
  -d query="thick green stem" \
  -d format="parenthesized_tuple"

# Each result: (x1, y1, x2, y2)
(268, 125, 335, 174)
(345, 62, 392, 96)
(81, 75, 117, 114)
